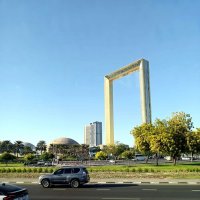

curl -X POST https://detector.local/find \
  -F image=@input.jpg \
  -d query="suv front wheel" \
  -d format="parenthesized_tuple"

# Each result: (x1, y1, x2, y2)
(41, 179, 51, 188)
(70, 179, 80, 188)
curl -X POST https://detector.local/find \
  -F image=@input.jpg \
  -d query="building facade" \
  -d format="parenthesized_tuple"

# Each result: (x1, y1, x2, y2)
(84, 121, 102, 146)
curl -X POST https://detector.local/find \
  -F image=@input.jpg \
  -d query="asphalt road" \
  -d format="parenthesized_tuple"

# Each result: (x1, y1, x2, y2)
(16, 184, 200, 200)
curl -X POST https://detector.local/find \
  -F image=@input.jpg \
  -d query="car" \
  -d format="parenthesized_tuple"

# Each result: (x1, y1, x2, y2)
(39, 166, 90, 188)
(44, 162, 52, 166)
(37, 161, 45, 166)
(108, 159, 116, 164)
(181, 157, 191, 161)
(133, 154, 146, 161)
(164, 156, 172, 161)
(0, 183, 29, 200)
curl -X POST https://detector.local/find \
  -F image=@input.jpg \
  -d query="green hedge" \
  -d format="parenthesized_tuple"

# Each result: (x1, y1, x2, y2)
(0, 167, 54, 173)
(0, 165, 199, 174)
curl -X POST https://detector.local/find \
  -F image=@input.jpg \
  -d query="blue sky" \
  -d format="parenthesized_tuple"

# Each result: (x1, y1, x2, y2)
(0, 0, 200, 147)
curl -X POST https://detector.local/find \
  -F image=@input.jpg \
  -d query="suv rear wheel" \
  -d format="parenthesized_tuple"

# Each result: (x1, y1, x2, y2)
(70, 179, 80, 188)
(41, 179, 51, 188)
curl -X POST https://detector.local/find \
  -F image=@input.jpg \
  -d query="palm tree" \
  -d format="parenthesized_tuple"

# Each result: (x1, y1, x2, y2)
(14, 141, 24, 157)
(36, 140, 47, 155)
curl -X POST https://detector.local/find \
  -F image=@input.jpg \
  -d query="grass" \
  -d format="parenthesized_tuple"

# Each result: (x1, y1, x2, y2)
(0, 163, 24, 167)
(87, 162, 200, 172)
(0, 162, 199, 179)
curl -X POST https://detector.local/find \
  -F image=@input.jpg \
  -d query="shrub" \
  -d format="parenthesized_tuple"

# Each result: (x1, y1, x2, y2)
(6, 168, 11, 173)
(22, 168, 27, 173)
(150, 168, 154, 173)
(27, 168, 32, 173)
(43, 168, 49, 173)
(17, 168, 22, 173)
(48, 168, 54, 173)
(137, 168, 143, 173)
(33, 168, 37, 173)
(38, 168, 42, 173)
(1, 168, 6, 173)
(11, 168, 16, 173)
(144, 168, 149, 173)
(131, 168, 136, 172)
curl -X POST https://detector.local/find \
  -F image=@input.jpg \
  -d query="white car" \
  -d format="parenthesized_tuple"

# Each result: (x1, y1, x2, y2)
(108, 160, 116, 163)
(133, 154, 146, 161)
(181, 157, 191, 161)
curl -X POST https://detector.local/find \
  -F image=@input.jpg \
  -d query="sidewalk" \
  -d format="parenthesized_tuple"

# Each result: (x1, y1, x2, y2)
(0, 177, 200, 185)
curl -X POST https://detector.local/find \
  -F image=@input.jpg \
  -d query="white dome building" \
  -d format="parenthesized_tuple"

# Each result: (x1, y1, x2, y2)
(47, 137, 79, 152)
(22, 142, 36, 151)
(50, 137, 79, 145)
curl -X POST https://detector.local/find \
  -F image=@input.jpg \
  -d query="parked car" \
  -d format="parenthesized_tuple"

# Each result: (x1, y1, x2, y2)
(0, 183, 29, 200)
(37, 161, 45, 166)
(44, 162, 52, 166)
(181, 157, 192, 161)
(132, 154, 146, 161)
(108, 159, 116, 164)
(39, 166, 90, 188)
(164, 156, 172, 161)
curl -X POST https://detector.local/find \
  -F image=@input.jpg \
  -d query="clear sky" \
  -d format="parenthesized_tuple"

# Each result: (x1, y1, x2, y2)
(0, 0, 200, 147)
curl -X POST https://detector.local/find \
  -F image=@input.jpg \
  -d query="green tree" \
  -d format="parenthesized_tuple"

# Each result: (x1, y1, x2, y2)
(0, 140, 14, 153)
(150, 119, 168, 165)
(40, 152, 54, 161)
(115, 143, 129, 158)
(103, 145, 118, 160)
(95, 151, 107, 160)
(164, 112, 193, 165)
(22, 146, 33, 155)
(78, 144, 89, 161)
(24, 153, 36, 163)
(131, 123, 154, 163)
(120, 150, 134, 159)
(186, 130, 200, 160)
(0, 152, 16, 165)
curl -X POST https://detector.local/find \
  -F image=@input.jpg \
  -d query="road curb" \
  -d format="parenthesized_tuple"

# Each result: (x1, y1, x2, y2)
(5, 181, 200, 185)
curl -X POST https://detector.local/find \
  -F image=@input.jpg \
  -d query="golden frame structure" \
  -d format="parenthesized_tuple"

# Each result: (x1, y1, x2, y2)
(104, 59, 151, 145)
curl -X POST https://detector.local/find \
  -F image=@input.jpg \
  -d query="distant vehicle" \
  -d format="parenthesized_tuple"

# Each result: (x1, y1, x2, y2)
(44, 162, 52, 166)
(133, 154, 146, 161)
(164, 156, 172, 161)
(37, 161, 45, 166)
(39, 166, 90, 188)
(181, 157, 191, 161)
(0, 183, 29, 200)
(108, 159, 116, 164)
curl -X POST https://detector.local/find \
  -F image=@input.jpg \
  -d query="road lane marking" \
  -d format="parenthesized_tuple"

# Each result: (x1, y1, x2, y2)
(97, 189, 111, 191)
(192, 190, 200, 192)
(142, 189, 157, 191)
(53, 188, 66, 191)
(102, 198, 140, 200)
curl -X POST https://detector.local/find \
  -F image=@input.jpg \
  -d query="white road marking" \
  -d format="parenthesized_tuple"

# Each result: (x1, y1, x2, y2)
(102, 198, 140, 200)
(192, 190, 200, 192)
(53, 188, 66, 191)
(97, 189, 111, 191)
(142, 189, 157, 191)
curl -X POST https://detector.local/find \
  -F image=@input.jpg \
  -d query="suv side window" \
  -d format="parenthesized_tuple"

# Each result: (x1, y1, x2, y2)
(64, 168, 72, 174)
(72, 168, 80, 173)
(54, 169, 64, 175)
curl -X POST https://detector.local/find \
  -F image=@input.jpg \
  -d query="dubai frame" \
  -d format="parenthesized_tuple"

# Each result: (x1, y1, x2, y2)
(104, 58, 151, 145)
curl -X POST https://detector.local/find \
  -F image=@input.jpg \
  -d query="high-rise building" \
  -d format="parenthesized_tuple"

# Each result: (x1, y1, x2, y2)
(84, 121, 102, 146)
